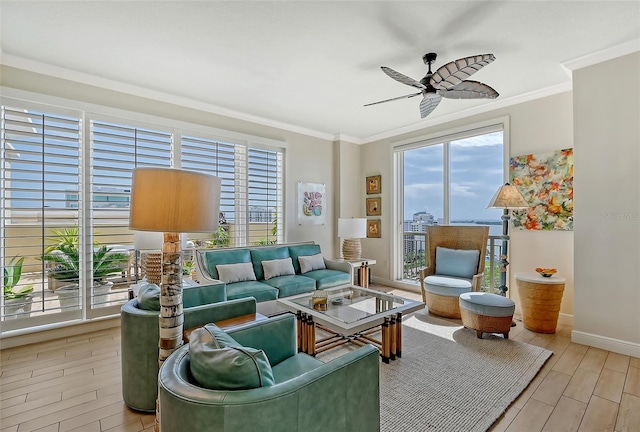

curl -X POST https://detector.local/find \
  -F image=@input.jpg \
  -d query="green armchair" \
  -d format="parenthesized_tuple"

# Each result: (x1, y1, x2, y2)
(158, 313, 381, 432)
(120, 282, 261, 412)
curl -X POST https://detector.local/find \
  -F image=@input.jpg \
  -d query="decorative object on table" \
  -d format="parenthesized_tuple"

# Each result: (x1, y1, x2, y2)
(535, 267, 557, 278)
(297, 182, 325, 225)
(366, 197, 381, 216)
(516, 273, 566, 333)
(129, 168, 221, 366)
(367, 219, 381, 238)
(486, 182, 529, 297)
(510, 148, 573, 231)
(338, 218, 367, 260)
(366, 174, 381, 194)
(312, 290, 328, 310)
(133, 231, 163, 284)
(364, 52, 498, 119)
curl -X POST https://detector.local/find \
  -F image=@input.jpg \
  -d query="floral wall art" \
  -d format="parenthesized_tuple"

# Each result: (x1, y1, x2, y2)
(510, 148, 574, 231)
(297, 182, 326, 225)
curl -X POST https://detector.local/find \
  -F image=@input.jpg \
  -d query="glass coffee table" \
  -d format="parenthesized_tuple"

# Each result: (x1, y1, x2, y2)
(277, 285, 423, 363)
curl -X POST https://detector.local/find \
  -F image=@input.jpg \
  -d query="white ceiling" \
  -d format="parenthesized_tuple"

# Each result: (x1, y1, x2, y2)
(1, 1, 639, 142)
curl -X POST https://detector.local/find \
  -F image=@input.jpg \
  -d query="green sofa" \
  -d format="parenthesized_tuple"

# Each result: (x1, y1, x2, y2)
(195, 242, 351, 302)
(158, 313, 381, 432)
(120, 282, 264, 412)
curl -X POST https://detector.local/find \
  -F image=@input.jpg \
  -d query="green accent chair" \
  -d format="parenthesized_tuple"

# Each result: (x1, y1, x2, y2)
(121, 282, 263, 412)
(158, 313, 381, 432)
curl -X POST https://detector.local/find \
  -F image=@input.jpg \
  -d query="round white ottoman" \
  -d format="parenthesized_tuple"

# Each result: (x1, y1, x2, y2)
(459, 292, 516, 339)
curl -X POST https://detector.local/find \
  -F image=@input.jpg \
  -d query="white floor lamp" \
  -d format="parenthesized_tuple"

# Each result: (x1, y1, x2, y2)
(486, 182, 529, 297)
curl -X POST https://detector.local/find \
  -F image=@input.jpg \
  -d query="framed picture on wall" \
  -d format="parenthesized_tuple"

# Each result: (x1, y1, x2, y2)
(367, 220, 381, 238)
(366, 175, 381, 194)
(366, 197, 381, 216)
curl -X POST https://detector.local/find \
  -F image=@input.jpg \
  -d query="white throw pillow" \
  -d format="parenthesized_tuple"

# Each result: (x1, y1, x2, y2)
(298, 253, 326, 274)
(262, 258, 295, 280)
(216, 262, 257, 284)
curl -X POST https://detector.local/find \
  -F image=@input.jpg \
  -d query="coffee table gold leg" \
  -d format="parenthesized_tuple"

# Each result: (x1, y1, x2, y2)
(300, 312, 307, 353)
(396, 312, 403, 358)
(389, 315, 397, 360)
(306, 315, 316, 356)
(381, 317, 391, 363)
(296, 311, 303, 352)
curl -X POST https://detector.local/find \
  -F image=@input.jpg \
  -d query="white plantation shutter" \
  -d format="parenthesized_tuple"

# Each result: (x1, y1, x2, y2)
(1, 104, 83, 328)
(247, 148, 283, 245)
(89, 120, 171, 309)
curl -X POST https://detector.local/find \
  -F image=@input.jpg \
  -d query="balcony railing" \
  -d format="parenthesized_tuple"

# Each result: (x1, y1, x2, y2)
(402, 231, 503, 294)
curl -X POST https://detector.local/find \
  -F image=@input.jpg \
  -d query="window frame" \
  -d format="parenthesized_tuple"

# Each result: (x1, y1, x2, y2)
(392, 117, 510, 286)
(1, 90, 287, 334)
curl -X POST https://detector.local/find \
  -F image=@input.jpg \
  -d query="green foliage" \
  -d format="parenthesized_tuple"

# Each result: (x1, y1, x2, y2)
(43, 244, 129, 282)
(207, 226, 230, 248)
(3, 256, 34, 300)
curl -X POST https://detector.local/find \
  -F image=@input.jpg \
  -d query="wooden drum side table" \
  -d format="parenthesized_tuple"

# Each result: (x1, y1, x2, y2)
(515, 273, 566, 334)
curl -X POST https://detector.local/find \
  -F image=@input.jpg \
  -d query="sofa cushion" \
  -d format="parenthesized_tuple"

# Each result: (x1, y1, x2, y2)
(216, 262, 257, 284)
(263, 275, 316, 298)
(263, 257, 295, 280)
(270, 353, 323, 384)
(299, 253, 326, 274)
(202, 249, 251, 280)
(226, 281, 279, 302)
(137, 283, 160, 311)
(251, 247, 291, 280)
(435, 246, 480, 279)
(424, 275, 472, 297)
(189, 324, 275, 390)
(288, 244, 322, 274)
(304, 269, 350, 290)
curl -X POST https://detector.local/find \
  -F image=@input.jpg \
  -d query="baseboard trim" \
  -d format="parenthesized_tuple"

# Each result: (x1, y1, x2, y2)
(1, 317, 121, 349)
(572, 330, 640, 357)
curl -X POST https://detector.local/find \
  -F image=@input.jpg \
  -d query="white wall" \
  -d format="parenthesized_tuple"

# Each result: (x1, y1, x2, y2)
(361, 92, 576, 321)
(573, 52, 640, 356)
(333, 139, 363, 258)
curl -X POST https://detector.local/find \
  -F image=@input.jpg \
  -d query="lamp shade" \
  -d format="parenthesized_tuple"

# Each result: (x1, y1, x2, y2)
(486, 183, 529, 209)
(129, 168, 221, 233)
(338, 218, 367, 239)
(133, 231, 163, 250)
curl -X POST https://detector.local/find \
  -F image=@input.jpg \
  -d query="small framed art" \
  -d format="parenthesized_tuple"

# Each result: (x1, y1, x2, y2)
(366, 197, 381, 216)
(367, 220, 381, 238)
(366, 175, 381, 195)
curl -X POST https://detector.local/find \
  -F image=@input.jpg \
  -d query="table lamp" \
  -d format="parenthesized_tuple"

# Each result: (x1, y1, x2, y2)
(486, 182, 529, 297)
(338, 218, 367, 261)
(129, 168, 221, 365)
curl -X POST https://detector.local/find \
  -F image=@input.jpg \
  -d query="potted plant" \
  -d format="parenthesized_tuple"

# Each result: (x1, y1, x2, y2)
(3, 256, 35, 319)
(43, 244, 129, 308)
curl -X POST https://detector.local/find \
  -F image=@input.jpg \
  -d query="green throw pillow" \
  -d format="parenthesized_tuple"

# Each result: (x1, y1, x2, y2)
(137, 283, 160, 311)
(189, 323, 275, 390)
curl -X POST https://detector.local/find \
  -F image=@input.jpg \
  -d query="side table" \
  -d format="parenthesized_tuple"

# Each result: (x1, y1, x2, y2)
(515, 273, 566, 334)
(335, 258, 376, 287)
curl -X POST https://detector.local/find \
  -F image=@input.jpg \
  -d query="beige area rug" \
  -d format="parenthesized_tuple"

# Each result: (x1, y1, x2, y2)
(316, 311, 552, 432)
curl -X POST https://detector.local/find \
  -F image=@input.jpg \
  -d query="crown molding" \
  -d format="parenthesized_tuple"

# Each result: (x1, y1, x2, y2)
(360, 82, 572, 144)
(1, 55, 337, 142)
(562, 39, 640, 72)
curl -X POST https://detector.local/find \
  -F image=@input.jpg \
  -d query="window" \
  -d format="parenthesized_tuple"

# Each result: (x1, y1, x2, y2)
(1, 97, 285, 333)
(396, 123, 505, 289)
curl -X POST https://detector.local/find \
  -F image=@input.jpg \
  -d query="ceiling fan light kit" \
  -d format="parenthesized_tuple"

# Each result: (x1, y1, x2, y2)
(365, 52, 499, 119)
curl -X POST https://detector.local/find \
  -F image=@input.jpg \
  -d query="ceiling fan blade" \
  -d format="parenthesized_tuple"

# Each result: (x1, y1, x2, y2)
(439, 80, 499, 99)
(381, 67, 426, 90)
(364, 91, 423, 107)
(430, 54, 495, 90)
(419, 94, 442, 118)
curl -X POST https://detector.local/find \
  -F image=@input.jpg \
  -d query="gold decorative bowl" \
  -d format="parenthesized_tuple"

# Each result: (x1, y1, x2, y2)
(535, 267, 557, 278)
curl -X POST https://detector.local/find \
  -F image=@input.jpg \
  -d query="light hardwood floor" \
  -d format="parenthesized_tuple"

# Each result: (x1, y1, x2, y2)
(1, 289, 639, 432)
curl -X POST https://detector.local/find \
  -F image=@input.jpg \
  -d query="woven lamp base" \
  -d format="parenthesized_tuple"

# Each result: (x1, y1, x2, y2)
(342, 238, 362, 261)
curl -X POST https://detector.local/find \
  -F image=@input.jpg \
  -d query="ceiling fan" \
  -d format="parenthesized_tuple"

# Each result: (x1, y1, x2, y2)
(365, 52, 499, 119)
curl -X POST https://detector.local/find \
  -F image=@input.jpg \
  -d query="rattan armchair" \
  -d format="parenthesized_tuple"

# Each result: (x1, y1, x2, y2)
(419, 225, 490, 318)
